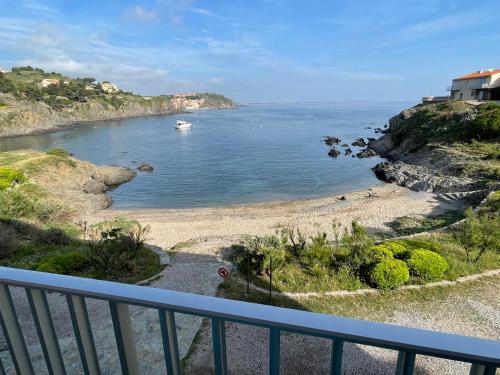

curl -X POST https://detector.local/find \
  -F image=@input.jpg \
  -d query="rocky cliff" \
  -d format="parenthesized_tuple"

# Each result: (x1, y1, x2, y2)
(370, 101, 500, 194)
(0, 93, 235, 138)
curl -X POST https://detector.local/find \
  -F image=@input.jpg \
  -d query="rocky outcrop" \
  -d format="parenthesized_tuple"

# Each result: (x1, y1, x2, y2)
(137, 163, 154, 172)
(83, 179, 108, 194)
(345, 148, 353, 156)
(328, 148, 341, 157)
(324, 136, 341, 146)
(94, 166, 136, 186)
(369, 103, 498, 193)
(373, 161, 474, 192)
(352, 138, 367, 147)
(356, 148, 378, 158)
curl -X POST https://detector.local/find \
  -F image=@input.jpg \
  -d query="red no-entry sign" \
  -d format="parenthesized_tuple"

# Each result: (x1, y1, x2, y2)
(218, 267, 229, 278)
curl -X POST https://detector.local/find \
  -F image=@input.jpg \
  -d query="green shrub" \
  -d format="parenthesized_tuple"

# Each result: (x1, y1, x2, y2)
(306, 232, 333, 266)
(36, 252, 91, 274)
(395, 239, 441, 253)
(36, 227, 70, 246)
(343, 221, 374, 272)
(237, 235, 286, 275)
(369, 245, 394, 263)
(0, 167, 26, 190)
(46, 147, 72, 158)
(407, 249, 448, 281)
(0, 223, 19, 259)
(370, 259, 409, 290)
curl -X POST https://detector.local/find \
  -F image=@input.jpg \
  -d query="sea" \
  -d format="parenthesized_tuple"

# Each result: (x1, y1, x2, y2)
(0, 101, 414, 208)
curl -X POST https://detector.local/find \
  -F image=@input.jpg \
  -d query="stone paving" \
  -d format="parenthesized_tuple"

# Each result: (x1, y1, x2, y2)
(0, 238, 233, 374)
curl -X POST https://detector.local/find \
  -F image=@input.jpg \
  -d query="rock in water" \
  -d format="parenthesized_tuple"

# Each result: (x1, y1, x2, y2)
(352, 138, 367, 147)
(356, 148, 378, 158)
(138, 163, 154, 172)
(345, 148, 353, 156)
(83, 179, 108, 194)
(328, 148, 341, 157)
(94, 166, 136, 186)
(324, 136, 341, 146)
(341, 143, 349, 147)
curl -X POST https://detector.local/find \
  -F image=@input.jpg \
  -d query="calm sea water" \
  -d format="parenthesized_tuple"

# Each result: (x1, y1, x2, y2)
(0, 102, 412, 208)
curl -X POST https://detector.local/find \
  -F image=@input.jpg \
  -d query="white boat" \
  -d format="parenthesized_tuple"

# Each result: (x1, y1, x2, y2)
(175, 120, 192, 129)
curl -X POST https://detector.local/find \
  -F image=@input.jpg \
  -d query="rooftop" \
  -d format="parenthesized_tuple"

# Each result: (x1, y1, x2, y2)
(454, 69, 500, 81)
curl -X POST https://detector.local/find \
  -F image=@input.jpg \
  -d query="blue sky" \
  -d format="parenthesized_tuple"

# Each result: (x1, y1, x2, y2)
(1, 0, 499, 102)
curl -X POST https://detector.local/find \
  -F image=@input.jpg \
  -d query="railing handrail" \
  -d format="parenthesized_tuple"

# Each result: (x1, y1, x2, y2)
(1, 266, 499, 367)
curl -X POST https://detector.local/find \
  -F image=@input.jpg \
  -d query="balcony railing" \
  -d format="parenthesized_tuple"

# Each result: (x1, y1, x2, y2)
(0, 266, 499, 375)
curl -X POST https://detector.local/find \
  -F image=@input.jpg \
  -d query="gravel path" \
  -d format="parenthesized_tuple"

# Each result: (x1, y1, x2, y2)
(184, 275, 500, 375)
(0, 238, 234, 374)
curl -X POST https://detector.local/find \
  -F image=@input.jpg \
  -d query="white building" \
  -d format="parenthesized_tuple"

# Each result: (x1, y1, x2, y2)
(40, 78, 60, 88)
(101, 82, 119, 93)
(449, 69, 500, 101)
(0, 67, 8, 74)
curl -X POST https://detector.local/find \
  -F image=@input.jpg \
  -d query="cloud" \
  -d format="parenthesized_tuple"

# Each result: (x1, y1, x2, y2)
(21, 0, 60, 15)
(188, 7, 215, 17)
(124, 5, 158, 22)
(373, 12, 483, 49)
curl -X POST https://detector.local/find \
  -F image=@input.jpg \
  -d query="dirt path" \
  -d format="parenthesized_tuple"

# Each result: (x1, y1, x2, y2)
(1, 239, 234, 374)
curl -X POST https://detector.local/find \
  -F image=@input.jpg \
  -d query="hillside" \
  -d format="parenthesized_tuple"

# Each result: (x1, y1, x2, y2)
(0, 66, 235, 137)
(370, 101, 500, 194)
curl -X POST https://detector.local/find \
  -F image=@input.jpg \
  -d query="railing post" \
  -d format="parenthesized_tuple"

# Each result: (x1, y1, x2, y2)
(269, 328, 280, 375)
(159, 309, 181, 375)
(395, 351, 416, 375)
(330, 339, 344, 375)
(66, 295, 101, 375)
(109, 302, 140, 375)
(25, 288, 67, 375)
(469, 364, 497, 375)
(0, 284, 35, 375)
(0, 354, 5, 375)
(211, 318, 228, 375)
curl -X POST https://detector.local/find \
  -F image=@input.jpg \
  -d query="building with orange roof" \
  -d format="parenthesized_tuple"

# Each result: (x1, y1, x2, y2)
(449, 69, 500, 101)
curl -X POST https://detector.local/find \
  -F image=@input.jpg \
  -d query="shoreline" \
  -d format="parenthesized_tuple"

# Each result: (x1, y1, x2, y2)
(93, 183, 463, 248)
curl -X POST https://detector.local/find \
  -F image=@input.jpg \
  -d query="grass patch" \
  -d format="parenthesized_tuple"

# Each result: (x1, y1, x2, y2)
(388, 210, 465, 236)
(219, 272, 499, 322)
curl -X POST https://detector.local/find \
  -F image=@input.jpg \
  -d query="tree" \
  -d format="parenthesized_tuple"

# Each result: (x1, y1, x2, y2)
(454, 208, 500, 263)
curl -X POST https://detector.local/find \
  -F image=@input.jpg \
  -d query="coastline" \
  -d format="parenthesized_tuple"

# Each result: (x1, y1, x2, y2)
(0, 109, 184, 139)
(93, 183, 462, 248)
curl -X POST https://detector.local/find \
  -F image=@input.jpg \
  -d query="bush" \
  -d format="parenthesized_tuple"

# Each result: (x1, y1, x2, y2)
(343, 221, 374, 272)
(382, 241, 409, 258)
(46, 147, 72, 158)
(369, 244, 394, 263)
(0, 167, 26, 190)
(36, 227, 70, 246)
(407, 249, 448, 281)
(306, 232, 333, 266)
(370, 259, 409, 290)
(237, 235, 286, 275)
(36, 252, 91, 274)
(0, 223, 19, 259)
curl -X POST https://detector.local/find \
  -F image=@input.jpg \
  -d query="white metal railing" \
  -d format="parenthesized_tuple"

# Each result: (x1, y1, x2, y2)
(0, 266, 499, 375)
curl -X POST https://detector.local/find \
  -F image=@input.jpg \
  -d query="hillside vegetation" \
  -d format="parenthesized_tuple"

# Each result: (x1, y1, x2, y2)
(0, 149, 161, 283)
(0, 66, 235, 137)
(371, 101, 500, 192)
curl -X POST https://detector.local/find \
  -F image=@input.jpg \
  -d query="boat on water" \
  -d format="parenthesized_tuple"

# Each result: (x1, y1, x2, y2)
(175, 120, 192, 129)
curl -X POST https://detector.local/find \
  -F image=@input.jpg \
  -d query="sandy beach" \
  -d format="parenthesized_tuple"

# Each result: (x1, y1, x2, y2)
(94, 183, 461, 248)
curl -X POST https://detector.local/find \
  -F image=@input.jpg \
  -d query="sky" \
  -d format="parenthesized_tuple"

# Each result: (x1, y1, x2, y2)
(1, 0, 499, 103)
